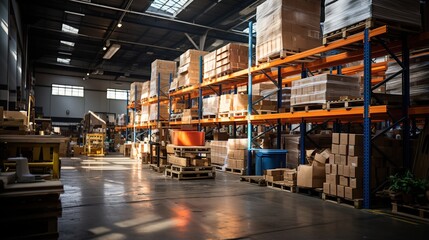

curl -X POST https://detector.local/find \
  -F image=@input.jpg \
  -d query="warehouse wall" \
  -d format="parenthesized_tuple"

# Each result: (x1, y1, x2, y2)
(34, 72, 131, 119)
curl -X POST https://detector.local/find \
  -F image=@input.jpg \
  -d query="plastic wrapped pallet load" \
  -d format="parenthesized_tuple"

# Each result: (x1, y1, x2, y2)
(149, 59, 177, 98)
(386, 56, 429, 102)
(203, 43, 248, 80)
(210, 140, 228, 165)
(130, 82, 144, 102)
(140, 81, 150, 100)
(290, 74, 360, 106)
(140, 105, 149, 123)
(227, 138, 248, 169)
(202, 96, 219, 116)
(256, 0, 321, 63)
(323, 0, 421, 35)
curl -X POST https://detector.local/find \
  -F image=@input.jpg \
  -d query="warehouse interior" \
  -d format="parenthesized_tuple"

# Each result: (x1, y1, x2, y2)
(1, 0, 429, 239)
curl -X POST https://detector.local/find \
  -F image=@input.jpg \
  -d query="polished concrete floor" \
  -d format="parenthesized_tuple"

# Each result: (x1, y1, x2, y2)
(59, 154, 428, 240)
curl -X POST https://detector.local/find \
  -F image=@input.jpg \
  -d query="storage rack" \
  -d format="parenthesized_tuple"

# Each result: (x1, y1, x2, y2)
(119, 23, 429, 209)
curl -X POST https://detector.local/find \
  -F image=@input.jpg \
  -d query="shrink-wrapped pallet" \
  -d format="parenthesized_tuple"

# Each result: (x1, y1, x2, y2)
(323, 0, 421, 35)
(290, 74, 360, 106)
(149, 103, 169, 121)
(210, 140, 228, 165)
(218, 94, 233, 113)
(130, 82, 145, 102)
(140, 81, 150, 100)
(386, 56, 429, 102)
(140, 105, 149, 123)
(256, 0, 321, 62)
(149, 60, 176, 97)
(202, 96, 219, 116)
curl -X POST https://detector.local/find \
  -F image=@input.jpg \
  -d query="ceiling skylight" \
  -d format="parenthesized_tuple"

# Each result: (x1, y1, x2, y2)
(60, 40, 75, 47)
(146, 0, 193, 17)
(62, 23, 79, 34)
(57, 57, 71, 64)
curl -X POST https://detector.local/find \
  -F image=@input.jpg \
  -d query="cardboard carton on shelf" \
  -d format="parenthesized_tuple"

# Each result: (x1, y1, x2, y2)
(297, 164, 326, 188)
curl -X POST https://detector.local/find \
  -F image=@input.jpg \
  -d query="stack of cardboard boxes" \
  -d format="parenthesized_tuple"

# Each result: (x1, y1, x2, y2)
(181, 108, 198, 123)
(226, 138, 248, 170)
(291, 74, 360, 106)
(166, 144, 211, 167)
(324, 133, 364, 199)
(149, 59, 177, 98)
(255, 0, 321, 63)
(129, 82, 144, 102)
(203, 43, 248, 80)
(297, 149, 330, 188)
(140, 81, 150, 101)
(264, 168, 297, 186)
(149, 103, 169, 121)
(177, 49, 208, 88)
(210, 140, 228, 165)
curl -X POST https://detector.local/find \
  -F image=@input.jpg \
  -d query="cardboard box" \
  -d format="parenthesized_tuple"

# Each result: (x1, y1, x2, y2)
(332, 133, 340, 144)
(297, 165, 326, 188)
(329, 153, 335, 164)
(345, 187, 363, 199)
(348, 134, 363, 146)
(213, 132, 229, 141)
(338, 164, 344, 176)
(339, 176, 349, 186)
(314, 153, 328, 166)
(334, 154, 341, 164)
(339, 145, 348, 155)
(330, 183, 337, 195)
(266, 169, 284, 176)
(323, 182, 330, 194)
(343, 165, 350, 177)
(331, 164, 338, 175)
(340, 133, 349, 145)
(348, 156, 362, 167)
(265, 175, 283, 182)
(337, 185, 345, 198)
(340, 155, 347, 165)
(331, 144, 339, 154)
(325, 164, 331, 174)
(348, 145, 363, 157)
(326, 174, 339, 185)
(349, 166, 363, 178)
(349, 177, 362, 189)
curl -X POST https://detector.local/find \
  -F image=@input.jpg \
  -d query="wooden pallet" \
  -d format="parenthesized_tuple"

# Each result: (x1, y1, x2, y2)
(165, 165, 216, 180)
(224, 167, 245, 175)
(391, 203, 429, 222)
(295, 186, 323, 197)
(230, 110, 248, 117)
(257, 49, 320, 64)
(266, 181, 296, 193)
(202, 114, 217, 119)
(323, 18, 421, 45)
(322, 193, 363, 209)
(218, 112, 229, 118)
(171, 145, 211, 154)
(211, 163, 224, 171)
(239, 175, 266, 186)
(149, 164, 167, 173)
(325, 98, 364, 110)
(290, 104, 325, 113)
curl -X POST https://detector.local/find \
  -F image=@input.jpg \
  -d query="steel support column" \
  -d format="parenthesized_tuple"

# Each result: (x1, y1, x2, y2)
(401, 35, 411, 169)
(247, 21, 253, 175)
(198, 56, 203, 131)
(277, 66, 282, 149)
(363, 28, 372, 209)
(300, 121, 306, 165)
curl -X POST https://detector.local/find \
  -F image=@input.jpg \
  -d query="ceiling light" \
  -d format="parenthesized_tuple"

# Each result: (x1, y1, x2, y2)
(62, 23, 79, 34)
(103, 46, 107, 51)
(65, 11, 85, 17)
(60, 40, 75, 47)
(57, 57, 71, 64)
(86, 73, 90, 76)
(117, 22, 122, 28)
(103, 44, 120, 59)
(59, 51, 72, 55)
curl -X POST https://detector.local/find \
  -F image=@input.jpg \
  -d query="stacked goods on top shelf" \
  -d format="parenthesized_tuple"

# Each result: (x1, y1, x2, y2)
(140, 81, 150, 101)
(256, 0, 321, 63)
(290, 74, 360, 106)
(177, 49, 208, 88)
(323, 0, 421, 36)
(386, 55, 429, 103)
(149, 103, 169, 121)
(129, 82, 144, 102)
(203, 43, 248, 80)
(202, 96, 219, 117)
(150, 60, 177, 98)
(226, 138, 248, 171)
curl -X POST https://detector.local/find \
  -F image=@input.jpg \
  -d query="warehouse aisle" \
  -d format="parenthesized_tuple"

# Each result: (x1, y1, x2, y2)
(59, 155, 428, 240)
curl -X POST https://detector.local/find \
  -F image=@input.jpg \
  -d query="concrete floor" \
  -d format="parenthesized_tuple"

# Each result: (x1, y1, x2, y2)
(59, 154, 428, 240)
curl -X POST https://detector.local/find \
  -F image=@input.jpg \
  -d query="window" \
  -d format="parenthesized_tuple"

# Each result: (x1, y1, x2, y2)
(107, 88, 128, 100)
(60, 40, 75, 47)
(62, 23, 79, 34)
(147, 0, 193, 17)
(52, 84, 84, 97)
